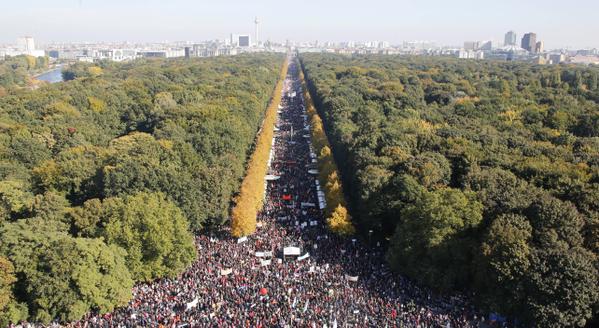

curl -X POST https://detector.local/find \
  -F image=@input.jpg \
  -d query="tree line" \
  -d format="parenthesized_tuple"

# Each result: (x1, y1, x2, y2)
(231, 57, 288, 237)
(0, 55, 49, 92)
(299, 66, 354, 235)
(300, 53, 598, 327)
(0, 53, 285, 324)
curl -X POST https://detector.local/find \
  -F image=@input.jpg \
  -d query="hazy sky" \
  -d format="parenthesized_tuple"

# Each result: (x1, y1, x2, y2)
(2, 0, 598, 49)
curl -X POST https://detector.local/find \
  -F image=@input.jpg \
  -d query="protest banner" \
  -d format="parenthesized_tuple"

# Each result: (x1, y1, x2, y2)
(345, 274, 359, 282)
(283, 247, 301, 256)
(298, 252, 310, 261)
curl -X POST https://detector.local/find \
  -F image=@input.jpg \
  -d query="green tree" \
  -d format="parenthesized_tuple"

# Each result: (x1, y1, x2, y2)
(99, 192, 196, 281)
(0, 220, 133, 324)
(525, 195, 585, 248)
(387, 188, 483, 289)
(0, 180, 34, 221)
(477, 214, 532, 317)
(0, 257, 28, 326)
(523, 247, 598, 327)
(401, 151, 451, 189)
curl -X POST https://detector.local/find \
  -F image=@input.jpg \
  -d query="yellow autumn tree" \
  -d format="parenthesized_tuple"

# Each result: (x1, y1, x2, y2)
(25, 56, 36, 70)
(87, 66, 103, 78)
(327, 204, 355, 236)
(88, 96, 106, 113)
(231, 57, 288, 237)
(299, 63, 354, 235)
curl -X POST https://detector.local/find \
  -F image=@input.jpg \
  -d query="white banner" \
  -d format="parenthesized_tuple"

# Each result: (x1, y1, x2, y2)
(220, 268, 233, 276)
(261, 259, 272, 266)
(298, 252, 310, 261)
(283, 246, 301, 256)
(345, 274, 359, 282)
(255, 251, 273, 258)
(237, 236, 247, 244)
(301, 202, 316, 208)
(186, 297, 199, 310)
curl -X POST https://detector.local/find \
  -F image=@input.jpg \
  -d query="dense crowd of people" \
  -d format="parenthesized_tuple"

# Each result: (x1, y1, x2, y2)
(16, 57, 496, 328)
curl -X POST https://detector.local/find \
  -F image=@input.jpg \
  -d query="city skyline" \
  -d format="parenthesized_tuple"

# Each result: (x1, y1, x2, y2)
(2, 0, 599, 49)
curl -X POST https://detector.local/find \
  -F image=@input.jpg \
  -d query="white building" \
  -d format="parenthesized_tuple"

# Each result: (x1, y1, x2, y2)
(17, 37, 35, 52)
(91, 49, 138, 61)
(5, 36, 45, 57)
(458, 49, 484, 59)
(138, 48, 185, 58)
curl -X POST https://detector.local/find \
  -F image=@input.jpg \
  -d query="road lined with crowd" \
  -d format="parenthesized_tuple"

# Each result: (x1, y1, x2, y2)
(64, 56, 487, 328)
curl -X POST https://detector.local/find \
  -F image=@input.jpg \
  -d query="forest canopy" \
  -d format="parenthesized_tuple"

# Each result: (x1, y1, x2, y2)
(300, 53, 599, 327)
(0, 53, 284, 324)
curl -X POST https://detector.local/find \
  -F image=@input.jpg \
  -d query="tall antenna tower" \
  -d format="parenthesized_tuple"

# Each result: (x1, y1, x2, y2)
(254, 17, 260, 46)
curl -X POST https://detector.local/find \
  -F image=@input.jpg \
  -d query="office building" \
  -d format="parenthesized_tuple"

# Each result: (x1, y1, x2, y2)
(17, 36, 35, 52)
(535, 41, 544, 53)
(550, 54, 566, 64)
(480, 41, 493, 51)
(464, 41, 480, 51)
(504, 31, 517, 46)
(521, 33, 537, 52)
(238, 35, 250, 47)
(230, 34, 251, 47)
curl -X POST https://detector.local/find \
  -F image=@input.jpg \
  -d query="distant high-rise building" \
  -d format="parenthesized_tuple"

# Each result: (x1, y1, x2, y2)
(17, 36, 35, 52)
(464, 41, 480, 51)
(535, 41, 544, 53)
(254, 17, 260, 46)
(480, 41, 493, 51)
(379, 41, 390, 48)
(521, 33, 537, 52)
(230, 34, 251, 47)
(504, 31, 517, 46)
(238, 35, 250, 47)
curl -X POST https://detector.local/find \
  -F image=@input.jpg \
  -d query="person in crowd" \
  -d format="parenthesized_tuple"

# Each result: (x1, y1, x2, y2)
(40, 59, 486, 328)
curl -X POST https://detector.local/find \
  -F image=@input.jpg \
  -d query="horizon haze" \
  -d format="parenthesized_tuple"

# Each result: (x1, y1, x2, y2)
(1, 0, 598, 49)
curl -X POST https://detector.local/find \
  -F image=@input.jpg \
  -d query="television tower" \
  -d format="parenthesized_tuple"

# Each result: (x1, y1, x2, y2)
(254, 17, 260, 46)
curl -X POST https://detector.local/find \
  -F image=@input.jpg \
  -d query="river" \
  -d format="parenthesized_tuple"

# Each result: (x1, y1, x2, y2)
(35, 66, 64, 83)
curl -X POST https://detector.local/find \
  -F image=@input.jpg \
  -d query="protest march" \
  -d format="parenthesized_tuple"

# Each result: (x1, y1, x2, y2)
(58, 58, 490, 328)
